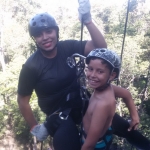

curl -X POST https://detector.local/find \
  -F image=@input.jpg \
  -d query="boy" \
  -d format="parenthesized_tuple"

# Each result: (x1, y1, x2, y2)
(81, 48, 122, 150)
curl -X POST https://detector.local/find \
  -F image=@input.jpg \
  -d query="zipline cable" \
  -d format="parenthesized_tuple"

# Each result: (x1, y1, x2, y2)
(116, 1, 135, 149)
(117, 0, 130, 86)
(120, 0, 130, 62)
(80, 19, 84, 51)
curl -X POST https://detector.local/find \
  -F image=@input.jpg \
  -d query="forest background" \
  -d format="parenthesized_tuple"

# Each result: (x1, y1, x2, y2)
(0, 0, 150, 149)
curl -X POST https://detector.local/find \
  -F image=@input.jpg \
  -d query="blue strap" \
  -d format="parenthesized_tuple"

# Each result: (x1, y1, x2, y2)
(81, 126, 113, 149)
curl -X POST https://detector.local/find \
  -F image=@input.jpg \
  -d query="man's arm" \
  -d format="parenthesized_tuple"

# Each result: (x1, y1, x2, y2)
(78, 0, 107, 56)
(81, 102, 114, 150)
(84, 22, 107, 56)
(112, 85, 139, 130)
(17, 94, 38, 128)
(17, 94, 49, 141)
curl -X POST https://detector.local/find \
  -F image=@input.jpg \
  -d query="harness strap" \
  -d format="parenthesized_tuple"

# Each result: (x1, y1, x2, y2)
(59, 108, 71, 120)
(55, 91, 80, 120)
(81, 123, 113, 148)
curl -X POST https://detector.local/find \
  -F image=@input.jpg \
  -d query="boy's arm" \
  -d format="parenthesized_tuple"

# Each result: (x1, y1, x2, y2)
(81, 102, 115, 150)
(112, 85, 139, 131)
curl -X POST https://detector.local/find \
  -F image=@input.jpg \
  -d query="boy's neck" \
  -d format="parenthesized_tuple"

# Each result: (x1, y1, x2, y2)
(95, 83, 110, 92)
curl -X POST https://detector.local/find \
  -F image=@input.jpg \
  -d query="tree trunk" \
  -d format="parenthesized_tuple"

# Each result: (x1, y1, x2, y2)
(0, 27, 6, 72)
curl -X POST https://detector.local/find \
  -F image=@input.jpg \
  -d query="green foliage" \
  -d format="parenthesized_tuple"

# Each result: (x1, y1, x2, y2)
(143, 99, 150, 116)
(13, 96, 46, 145)
(139, 112, 150, 139)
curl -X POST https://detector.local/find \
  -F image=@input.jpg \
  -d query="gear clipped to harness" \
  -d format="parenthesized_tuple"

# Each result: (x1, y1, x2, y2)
(67, 53, 86, 77)
(67, 53, 90, 116)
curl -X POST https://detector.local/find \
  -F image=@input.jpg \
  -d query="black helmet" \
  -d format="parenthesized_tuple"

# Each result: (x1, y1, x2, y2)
(28, 12, 59, 37)
(86, 48, 121, 80)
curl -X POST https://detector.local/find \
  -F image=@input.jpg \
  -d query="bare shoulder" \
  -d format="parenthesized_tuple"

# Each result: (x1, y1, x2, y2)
(112, 84, 132, 98)
(112, 84, 127, 92)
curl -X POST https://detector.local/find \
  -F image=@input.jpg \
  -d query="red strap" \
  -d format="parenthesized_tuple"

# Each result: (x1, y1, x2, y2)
(85, 21, 92, 25)
(30, 124, 38, 132)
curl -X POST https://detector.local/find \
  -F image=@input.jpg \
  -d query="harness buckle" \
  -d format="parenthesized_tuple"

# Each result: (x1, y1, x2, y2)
(59, 112, 69, 120)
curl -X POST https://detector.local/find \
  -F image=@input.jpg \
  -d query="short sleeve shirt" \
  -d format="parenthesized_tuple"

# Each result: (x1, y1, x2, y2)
(18, 40, 87, 115)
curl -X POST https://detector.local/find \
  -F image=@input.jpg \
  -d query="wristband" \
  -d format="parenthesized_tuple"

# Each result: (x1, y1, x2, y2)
(30, 124, 38, 132)
(85, 21, 92, 25)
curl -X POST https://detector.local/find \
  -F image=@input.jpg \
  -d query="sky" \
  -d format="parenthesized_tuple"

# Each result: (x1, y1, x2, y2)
(39, 0, 128, 15)
(36, 0, 150, 21)
(42, 0, 128, 8)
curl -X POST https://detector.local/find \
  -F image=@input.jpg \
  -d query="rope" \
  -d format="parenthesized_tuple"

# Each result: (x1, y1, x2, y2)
(117, 0, 131, 86)
(41, 141, 43, 150)
(79, 18, 89, 102)
(120, 0, 130, 62)
(80, 19, 84, 51)
(116, 1, 136, 150)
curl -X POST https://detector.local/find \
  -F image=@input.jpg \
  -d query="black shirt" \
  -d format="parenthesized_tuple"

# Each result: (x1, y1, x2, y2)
(18, 40, 87, 115)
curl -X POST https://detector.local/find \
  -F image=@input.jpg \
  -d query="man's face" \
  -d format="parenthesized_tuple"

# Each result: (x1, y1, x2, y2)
(34, 28, 57, 51)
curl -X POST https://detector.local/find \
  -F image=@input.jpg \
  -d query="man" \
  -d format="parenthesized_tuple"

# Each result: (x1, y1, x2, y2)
(17, 0, 107, 149)
(17, 0, 150, 149)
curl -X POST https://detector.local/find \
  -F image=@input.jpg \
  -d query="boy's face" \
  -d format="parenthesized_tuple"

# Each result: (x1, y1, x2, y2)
(85, 58, 115, 89)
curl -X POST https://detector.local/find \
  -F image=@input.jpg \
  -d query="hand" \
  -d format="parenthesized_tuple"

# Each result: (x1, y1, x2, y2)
(128, 118, 140, 131)
(78, 0, 92, 24)
(30, 123, 49, 141)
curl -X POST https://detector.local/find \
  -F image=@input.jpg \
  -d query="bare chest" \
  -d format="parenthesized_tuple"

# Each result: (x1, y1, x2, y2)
(82, 99, 99, 132)
(84, 99, 98, 122)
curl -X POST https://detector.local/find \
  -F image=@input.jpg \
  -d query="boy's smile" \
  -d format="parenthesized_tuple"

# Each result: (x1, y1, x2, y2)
(86, 59, 112, 89)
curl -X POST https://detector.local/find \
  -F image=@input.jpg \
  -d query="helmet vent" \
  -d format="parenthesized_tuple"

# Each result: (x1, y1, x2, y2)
(100, 49, 105, 52)
(29, 13, 59, 37)
(32, 22, 36, 26)
(41, 19, 45, 23)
